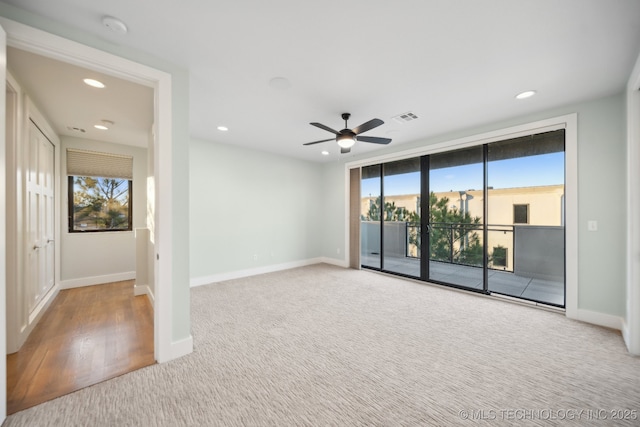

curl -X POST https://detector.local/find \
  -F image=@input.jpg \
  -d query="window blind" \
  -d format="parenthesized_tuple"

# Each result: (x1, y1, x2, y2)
(66, 148, 133, 180)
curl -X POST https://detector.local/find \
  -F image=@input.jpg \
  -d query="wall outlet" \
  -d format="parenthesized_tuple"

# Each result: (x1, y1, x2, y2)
(587, 220, 598, 232)
(253, 254, 258, 261)
(337, 248, 341, 255)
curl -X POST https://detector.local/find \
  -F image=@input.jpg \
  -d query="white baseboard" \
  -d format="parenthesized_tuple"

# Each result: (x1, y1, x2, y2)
(28, 282, 60, 324)
(134, 284, 155, 308)
(60, 271, 136, 289)
(620, 319, 640, 355)
(13, 283, 61, 353)
(133, 283, 147, 296)
(171, 335, 193, 360)
(190, 257, 340, 287)
(622, 318, 630, 347)
(576, 308, 623, 331)
(320, 256, 349, 268)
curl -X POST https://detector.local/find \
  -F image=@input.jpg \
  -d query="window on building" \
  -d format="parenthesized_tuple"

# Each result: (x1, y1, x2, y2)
(513, 204, 529, 224)
(67, 149, 133, 232)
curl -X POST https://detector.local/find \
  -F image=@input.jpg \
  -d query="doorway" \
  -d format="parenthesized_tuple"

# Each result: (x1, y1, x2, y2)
(5, 47, 156, 411)
(1, 16, 180, 420)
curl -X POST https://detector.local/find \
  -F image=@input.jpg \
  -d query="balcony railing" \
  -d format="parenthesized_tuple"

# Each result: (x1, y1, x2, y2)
(361, 221, 564, 281)
(407, 222, 501, 268)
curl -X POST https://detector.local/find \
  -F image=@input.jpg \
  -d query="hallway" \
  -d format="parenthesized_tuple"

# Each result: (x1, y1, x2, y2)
(7, 280, 155, 414)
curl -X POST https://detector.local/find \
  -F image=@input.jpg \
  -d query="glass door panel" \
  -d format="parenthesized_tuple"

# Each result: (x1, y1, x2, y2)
(382, 158, 421, 277)
(428, 147, 484, 289)
(361, 165, 381, 269)
(487, 130, 565, 306)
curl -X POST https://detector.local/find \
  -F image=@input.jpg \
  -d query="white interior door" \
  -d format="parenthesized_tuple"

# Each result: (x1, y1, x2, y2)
(26, 120, 55, 314)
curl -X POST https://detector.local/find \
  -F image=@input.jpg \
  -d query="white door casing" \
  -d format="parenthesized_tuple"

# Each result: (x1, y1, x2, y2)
(1, 20, 8, 425)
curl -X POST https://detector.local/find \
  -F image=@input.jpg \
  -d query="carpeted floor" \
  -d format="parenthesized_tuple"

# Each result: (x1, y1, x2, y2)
(5, 264, 640, 426)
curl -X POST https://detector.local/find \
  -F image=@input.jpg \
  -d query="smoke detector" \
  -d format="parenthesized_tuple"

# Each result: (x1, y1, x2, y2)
(102, 16, 128, 35)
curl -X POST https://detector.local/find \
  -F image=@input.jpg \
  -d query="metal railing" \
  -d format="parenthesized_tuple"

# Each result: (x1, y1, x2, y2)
(405, 222, 514, 270)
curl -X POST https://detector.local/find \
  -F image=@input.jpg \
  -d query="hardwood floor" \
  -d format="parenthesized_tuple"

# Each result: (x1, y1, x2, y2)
(7, 280, 155, 414)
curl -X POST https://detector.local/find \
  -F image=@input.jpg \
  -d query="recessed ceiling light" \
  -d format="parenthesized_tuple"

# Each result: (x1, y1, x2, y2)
(515, 90, 537, 100)
(321, 151, 329, 156)
(94, 119, 114, 130)
(217, 126, 228, 131)
(83, 78, 105, 88)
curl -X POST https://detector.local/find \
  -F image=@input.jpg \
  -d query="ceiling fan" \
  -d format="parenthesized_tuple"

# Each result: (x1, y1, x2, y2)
(303, 113, 391, 154)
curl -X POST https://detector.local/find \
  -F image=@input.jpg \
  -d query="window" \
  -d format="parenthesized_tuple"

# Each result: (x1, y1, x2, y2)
(513, 204, 529, 224)
(69, 176, 132, 231)
(67, 149, 133, 233)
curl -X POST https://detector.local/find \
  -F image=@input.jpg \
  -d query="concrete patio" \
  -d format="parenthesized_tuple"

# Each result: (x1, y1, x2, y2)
(362, 255, 565, 307)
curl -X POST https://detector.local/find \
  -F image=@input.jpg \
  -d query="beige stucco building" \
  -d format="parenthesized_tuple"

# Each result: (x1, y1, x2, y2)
(361, 184, 565, 270)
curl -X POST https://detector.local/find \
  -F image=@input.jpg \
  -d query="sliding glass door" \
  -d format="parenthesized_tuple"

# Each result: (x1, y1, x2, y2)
(487, 131, 565, 305)
(428, 147, 484, 289)
(361, 165, 381, 269)
(359, 129, 566, 307)
(382, 158, 421, 277)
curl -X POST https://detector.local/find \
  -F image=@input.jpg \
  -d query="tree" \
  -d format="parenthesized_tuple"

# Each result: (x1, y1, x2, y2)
(427, 192, 483, 266)
(361, 196, 419, 223)
(362, 193, 484, 266)
(73, 176, 130, 230)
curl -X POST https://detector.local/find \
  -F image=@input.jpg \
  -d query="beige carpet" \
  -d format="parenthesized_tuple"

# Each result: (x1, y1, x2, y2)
(5, 264, 640, 426)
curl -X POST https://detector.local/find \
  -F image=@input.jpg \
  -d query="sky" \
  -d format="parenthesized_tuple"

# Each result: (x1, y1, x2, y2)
(361, 152, 565, 197)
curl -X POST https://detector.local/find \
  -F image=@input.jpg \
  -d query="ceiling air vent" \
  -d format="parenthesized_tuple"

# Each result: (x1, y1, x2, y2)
(67, 126, 86, 133)
(392, 111, 419, 124)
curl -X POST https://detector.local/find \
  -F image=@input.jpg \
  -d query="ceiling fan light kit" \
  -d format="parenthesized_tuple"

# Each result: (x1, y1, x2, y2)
(303, 112, 391, 154)
(337, 134, 356, 148)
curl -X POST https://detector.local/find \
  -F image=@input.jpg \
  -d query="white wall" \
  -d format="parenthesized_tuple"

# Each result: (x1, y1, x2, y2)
(321, 93, 628, 320)
(60, 136, 147, 288)
(189, 139, 324, 284)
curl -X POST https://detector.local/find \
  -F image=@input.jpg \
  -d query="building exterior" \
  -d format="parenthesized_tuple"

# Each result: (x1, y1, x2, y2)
(361, 184, 564, 272)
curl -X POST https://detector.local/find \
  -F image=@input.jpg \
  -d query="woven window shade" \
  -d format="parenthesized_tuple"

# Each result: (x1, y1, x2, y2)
(67, 149, 133, 180)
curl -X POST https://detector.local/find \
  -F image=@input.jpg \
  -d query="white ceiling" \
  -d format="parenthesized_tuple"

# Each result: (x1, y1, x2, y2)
(7, 47, 153, 148)
(2, 0, 640, 162)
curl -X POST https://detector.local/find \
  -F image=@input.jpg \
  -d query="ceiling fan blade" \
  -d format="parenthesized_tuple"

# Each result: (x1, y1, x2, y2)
(352, 118, 384, 135)
(357, 135, 392, 144)
(341, 147, 351, 154)
(310, 122, 340, 135)
(303, 138, 334, 146)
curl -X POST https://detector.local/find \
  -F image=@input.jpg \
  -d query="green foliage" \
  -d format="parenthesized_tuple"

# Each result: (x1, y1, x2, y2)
(73, 176, 130, 230)
(362, 192, 485, 266)
(360, 196, 419, 223)
(427, 192, 483, 266)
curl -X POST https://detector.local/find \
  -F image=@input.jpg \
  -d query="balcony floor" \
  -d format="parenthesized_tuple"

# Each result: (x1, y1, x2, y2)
(362, 255, 564, 307)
